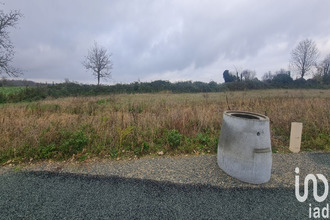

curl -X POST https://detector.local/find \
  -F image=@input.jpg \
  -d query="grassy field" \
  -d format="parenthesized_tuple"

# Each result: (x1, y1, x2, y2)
(0, 86, 25, 95)
(0, 89, 329, 164)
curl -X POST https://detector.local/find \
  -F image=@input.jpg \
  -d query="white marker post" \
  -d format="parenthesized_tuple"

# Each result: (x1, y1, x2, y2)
(289, 122, 303, 153)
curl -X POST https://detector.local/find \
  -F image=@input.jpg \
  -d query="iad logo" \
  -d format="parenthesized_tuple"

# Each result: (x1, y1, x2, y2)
(295, 167, 329, 202)
(295, 167, 329, 219)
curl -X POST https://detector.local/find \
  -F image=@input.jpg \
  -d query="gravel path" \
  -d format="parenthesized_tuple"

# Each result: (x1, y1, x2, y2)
(0, 153, 329, 219)
(10, 152, 330, 188)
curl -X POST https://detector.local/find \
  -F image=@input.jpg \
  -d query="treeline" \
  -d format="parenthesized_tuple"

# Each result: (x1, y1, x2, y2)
(0, 78, 42, 87)
(1, 77, 330, 104)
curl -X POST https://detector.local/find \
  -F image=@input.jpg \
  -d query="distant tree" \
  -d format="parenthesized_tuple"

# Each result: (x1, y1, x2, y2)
(223, 70, 237, 83)
(241, 69, 256, 81)
(323, 74, 330, 85)
(83, 42, 113, 85)
(262, 71, 274, 82)
(208, 81, 218, 91)
(312, 71, 323, 84)
(272, 73, 293, 85)
(64, 78, 71, 84)
(290, 39, 319, 79)
(275, 69, 291, 76)
(0, 8, 22, 77)
(233, 65, 241, 81)
(0, 76, 7, 86)
(319, 54, 330, 84)
(320, 54, 330, 76)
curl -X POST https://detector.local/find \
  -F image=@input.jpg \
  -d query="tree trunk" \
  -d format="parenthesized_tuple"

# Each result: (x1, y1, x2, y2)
(301, 64, 305, 79)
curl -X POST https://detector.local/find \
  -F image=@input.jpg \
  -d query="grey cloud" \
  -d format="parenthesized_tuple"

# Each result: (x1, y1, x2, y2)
(2, 0, 330, 83)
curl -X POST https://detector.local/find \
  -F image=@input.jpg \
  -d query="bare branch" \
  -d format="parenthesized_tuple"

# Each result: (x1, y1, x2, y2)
(0, 9, 22, 77)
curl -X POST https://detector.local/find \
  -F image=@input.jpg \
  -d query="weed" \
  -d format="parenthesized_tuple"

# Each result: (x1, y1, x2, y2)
(78, 154, 88, 161)
(93, 145, 105, 154)
(59, 130, 89, 156)
(117, 126, 134, 157)
(39, 144, 57, 159)
(14, 165, 24, 172)
(109, 147, 118, 158)
(133, 142, 150, 156)
(167, 129, 182, 149)
(96, 99, 106, 105)
(196, 133, 210, 145)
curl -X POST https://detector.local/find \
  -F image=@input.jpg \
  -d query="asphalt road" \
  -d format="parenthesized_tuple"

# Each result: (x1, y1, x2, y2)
(0, 170, 328, 219)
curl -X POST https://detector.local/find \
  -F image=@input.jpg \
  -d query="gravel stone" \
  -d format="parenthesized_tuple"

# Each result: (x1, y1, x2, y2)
(10, 152, 330, 189)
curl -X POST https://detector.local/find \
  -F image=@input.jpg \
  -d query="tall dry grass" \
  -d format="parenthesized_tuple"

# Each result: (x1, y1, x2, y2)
(0, 89, 329, 163)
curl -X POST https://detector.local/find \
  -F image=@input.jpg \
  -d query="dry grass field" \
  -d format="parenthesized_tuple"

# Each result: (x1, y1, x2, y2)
(0, 89, 329, 163)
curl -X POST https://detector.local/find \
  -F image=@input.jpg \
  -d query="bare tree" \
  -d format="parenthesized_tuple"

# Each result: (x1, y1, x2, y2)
(83, 42, 113, 85)
(262, 71, 273, 82)
(233, 65, 241, 81)
(0, 8, 22, 77)
(241, 69, 256, 81)
(320, 53, 330, 76)
(290, 39, 319, 79)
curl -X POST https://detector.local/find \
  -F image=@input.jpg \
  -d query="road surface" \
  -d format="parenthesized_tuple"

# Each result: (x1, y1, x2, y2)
(0, 153, 329, 219)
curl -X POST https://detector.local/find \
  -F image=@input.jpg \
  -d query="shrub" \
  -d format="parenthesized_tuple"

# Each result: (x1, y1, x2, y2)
(272, 74, 293, 85)
(0, 92, 6, 103)
(59, 130, 89, 156)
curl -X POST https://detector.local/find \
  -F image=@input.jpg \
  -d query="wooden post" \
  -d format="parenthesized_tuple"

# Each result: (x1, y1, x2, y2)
(289, 122, 303, 153)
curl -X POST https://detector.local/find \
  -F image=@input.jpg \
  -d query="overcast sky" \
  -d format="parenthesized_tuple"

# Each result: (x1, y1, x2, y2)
(3, 0, 330, 84)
